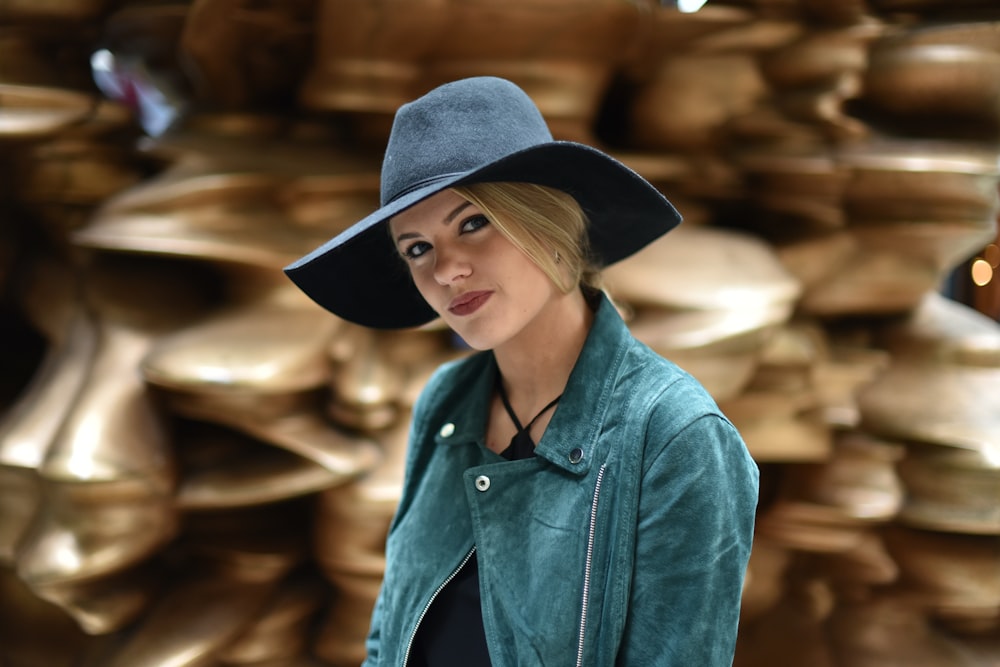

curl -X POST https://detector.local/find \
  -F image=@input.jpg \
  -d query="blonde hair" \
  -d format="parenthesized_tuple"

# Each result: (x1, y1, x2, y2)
(450, 182, 602, 293)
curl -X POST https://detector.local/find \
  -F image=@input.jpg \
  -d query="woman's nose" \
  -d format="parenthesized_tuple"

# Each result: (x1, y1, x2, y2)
(432, 248, 471, 286)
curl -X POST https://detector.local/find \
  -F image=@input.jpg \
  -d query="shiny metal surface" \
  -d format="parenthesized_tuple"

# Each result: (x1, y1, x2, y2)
(883, 526, 1000, 622)
(2, 1, 999, 663)
(175, 423, 353, 511)
(0, 566, 97, 666)
(858, 297, 1000, 457)
(16, 476, 178, 587)
(864, 25, 1000, 125)
(859, 362, 1000, 454)
(789, 430, 905, 521)
(605, 223, 802, 311)
(0, 311, 97, 473)
(841, 140, 1000, 225)
(827, 593, 986, 667)
(28, 561, 159, 635)
(423, 0, 643, 143)
(881, 291, 1000, 366)
(606, 224, 800, 402)
(216, 572, 327, 664)
(737, 148, 850, 230)
(897, 444, 1000, 535)
(721, 388, 832, 461)
(73, 128, 380, 268)
(142, 285, 342, 396)
(0, 84, 96, 139)
(629, 53, 768, 151)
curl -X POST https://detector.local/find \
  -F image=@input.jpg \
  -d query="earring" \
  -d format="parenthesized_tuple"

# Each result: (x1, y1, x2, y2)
(554, 251, 561, 264)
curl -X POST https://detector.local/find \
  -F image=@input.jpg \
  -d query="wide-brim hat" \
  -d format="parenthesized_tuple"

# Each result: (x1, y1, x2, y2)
(284, 76, 681, 329)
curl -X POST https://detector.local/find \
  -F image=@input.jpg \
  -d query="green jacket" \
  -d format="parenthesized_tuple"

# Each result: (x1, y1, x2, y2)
(364, 293, 759, 666)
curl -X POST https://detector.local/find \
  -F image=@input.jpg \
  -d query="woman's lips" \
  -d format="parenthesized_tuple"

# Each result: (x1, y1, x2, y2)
(448, 290, 492, 316)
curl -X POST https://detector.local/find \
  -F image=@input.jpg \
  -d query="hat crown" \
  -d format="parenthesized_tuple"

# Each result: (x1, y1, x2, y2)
(380, 77, 553, 206)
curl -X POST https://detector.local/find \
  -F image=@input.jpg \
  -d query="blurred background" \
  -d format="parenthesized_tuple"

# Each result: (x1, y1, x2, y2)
(0, 1, 998, 665)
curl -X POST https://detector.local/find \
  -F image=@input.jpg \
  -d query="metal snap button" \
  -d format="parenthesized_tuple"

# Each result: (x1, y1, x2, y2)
(568, 448, 584, 464)
(475, 475, 491, 492)
(439, 422, 455, 438)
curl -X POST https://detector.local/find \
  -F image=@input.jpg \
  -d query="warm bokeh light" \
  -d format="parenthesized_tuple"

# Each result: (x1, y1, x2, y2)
(971, 258, 993, 287)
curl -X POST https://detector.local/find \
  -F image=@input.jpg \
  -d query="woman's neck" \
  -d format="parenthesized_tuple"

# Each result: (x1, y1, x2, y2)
(492, 287, 594, 410)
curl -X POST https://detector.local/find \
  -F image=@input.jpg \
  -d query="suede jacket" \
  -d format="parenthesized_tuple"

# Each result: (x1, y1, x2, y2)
(363, 293, 760, 666)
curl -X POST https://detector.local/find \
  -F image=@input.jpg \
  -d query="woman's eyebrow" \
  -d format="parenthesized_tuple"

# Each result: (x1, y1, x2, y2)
(395, 201, 474, 243)
(445, 201, 473, 223)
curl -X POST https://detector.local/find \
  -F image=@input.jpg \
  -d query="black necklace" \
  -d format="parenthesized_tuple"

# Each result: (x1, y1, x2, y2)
(495, 373, 562, 460)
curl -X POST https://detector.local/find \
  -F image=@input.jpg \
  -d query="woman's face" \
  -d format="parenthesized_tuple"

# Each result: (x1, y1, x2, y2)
(389, 189, 559, 350)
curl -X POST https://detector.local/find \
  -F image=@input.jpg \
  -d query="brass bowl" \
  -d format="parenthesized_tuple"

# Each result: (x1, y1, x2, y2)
(16, 477, 177, 586)
(864, 43, 1000, 123)
(141, 292, 341, 397)
(897, 444, 1000, 535)
(858, 362, 1000, 453)
(176, 425, 352, 511)
(759, 22, 884, 89)
(217, 573, 327, 664)
(827, 592, 987, 667)
(879, 291, 1000, 367)
(787, 430, 905, 522)
(841, 140, 1000, 225)
(0, 84, 95, 139)
(883, 526, 1000, 615)
(754, 500, 869, 553)
(605, 223, 801, 311)
(778, 230, 942, 316)
(737, 148, 850, 230)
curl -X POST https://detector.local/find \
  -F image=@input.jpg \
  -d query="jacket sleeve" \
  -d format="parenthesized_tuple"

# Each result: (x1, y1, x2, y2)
(361, 583, 385, 666)
(361, 361, 455, 666)
(617, 412, 759, 665)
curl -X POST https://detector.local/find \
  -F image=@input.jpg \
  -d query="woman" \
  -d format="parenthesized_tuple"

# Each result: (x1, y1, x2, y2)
(286, 77, 759, 666)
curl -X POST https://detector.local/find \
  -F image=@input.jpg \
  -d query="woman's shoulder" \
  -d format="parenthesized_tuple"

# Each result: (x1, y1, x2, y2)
(619, 334, 733, 428)
(621, 342, 753, 476)
(623, 335, 714, 397)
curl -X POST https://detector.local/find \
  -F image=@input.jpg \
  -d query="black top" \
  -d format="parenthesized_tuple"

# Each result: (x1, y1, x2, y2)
(408, 378, 561, 666)
(407, 551, 492, 666)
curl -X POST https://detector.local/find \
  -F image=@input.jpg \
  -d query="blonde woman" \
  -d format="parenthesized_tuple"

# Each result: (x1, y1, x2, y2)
(286, 77, 759, 666)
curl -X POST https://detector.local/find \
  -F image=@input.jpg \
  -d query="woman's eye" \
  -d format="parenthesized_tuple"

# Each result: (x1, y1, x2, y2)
(402, 241, 431, 260)
(460, 214, 490, 234)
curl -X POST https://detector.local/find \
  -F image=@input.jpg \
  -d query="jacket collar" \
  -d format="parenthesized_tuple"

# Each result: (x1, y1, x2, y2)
(433, 291, 632, 476)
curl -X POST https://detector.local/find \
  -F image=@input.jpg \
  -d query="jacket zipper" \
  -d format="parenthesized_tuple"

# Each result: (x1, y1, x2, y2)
(403, 546, 477, 666)
(576, 463, 607, 667)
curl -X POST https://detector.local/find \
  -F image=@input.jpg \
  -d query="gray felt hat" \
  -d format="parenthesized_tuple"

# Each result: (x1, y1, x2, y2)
(284, 76, 681, 329)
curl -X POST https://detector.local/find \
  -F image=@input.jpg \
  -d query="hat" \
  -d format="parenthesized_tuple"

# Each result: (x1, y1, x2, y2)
(284, 76, 681, 329)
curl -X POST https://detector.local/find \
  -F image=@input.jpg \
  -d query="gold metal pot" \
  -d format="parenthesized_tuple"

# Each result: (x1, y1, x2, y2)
(897, 444, 1000, 535)
(864, 25, 1000, 126)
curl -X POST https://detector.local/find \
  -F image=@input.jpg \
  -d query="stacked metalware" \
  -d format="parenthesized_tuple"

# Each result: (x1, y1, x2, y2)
(0, 0, 997, 665)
